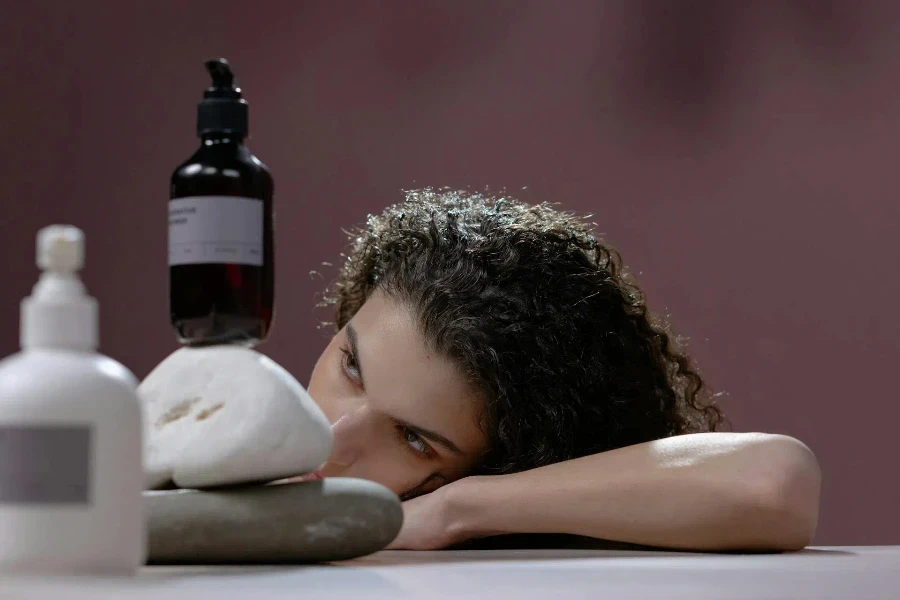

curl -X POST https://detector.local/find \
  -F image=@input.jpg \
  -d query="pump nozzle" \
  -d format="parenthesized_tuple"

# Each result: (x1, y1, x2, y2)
(204, 58, 236, 92)
(197, 57, 248, 136)
(22, 225, 98, 350)
(37, 225, 84, 273)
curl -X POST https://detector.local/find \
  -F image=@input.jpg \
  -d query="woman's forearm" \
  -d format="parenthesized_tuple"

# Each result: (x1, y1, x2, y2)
(450, 432, 821, 551)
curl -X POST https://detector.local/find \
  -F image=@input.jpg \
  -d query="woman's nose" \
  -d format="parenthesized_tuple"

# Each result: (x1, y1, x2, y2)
(327, 405, 372, 467)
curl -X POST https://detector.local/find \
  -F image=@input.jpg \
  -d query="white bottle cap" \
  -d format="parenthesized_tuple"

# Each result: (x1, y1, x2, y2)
(21, 225, 98, 350)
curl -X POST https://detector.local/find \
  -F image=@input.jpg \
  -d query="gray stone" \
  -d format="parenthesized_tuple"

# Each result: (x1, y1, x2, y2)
(144, 478, 403, 564)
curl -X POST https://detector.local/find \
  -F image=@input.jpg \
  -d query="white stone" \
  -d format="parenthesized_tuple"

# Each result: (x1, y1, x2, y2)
(138, 346, 332, 490)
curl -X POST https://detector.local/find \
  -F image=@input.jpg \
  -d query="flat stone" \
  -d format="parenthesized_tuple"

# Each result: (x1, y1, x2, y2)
(139, 347, 333, 490)
(144, 478, 403, 564)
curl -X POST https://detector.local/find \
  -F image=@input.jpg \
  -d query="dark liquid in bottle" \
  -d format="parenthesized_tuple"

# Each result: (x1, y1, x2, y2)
(170, 135, 274, 346)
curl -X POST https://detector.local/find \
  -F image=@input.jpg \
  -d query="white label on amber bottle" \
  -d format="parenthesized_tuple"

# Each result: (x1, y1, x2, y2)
(169, 196, 264, 267)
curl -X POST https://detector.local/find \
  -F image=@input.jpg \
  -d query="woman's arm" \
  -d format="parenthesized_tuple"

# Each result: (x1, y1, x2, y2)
(389, 432, 821, 551)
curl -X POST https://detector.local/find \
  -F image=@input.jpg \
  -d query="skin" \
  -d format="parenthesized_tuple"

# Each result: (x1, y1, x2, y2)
(304, 291, 822, 551)
(307, 291, 488, 499)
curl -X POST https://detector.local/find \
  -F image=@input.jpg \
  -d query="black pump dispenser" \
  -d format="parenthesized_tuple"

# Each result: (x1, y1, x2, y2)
(197, 59, 249, 136)
(169, 57, 275, 347)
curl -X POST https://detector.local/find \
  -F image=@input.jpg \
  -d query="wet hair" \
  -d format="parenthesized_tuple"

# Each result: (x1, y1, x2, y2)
(324, 188, 725, 474)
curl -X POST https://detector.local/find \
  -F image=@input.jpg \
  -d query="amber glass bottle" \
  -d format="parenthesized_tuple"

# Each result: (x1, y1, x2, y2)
(169, 58, 274, 346)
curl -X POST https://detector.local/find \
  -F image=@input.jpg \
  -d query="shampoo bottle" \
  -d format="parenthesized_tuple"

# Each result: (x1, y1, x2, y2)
(0, 226, 145, 574)
(169, 58, 275, 347)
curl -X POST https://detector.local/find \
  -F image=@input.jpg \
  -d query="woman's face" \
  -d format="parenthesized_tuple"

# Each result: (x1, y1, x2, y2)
(307, 291, 488, 498)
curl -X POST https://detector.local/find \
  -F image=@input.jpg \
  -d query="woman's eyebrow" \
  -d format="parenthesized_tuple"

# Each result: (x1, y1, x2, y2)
(402, 421, 463, 456)
(346, 323, 365, 386)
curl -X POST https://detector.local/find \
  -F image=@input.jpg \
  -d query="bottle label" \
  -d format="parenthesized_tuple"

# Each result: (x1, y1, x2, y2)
(169, 196, 264, 267)
(0, 426, 92, 504)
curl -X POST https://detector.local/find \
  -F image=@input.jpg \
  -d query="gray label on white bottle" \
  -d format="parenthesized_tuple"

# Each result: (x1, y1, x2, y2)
(0, 426, 92, 504)
(169, 196, 264, 267)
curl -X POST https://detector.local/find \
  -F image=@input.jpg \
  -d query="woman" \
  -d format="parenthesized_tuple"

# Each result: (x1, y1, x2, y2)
(305, 188, 821, 552)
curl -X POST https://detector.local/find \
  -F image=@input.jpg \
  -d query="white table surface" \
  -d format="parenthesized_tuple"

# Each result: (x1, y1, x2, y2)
(2, 546, 898, 600)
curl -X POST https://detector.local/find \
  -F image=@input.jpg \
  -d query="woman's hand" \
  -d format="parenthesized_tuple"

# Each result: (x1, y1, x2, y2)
(386, 476, 495, 550)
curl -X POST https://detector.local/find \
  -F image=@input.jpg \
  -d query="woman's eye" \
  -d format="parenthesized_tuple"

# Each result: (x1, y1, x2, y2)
(404, 428, 428, 454)
(341, 349, 361, 380)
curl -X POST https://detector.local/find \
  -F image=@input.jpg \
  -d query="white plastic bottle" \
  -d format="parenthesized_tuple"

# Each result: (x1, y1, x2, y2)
(0, 225, 145, 574)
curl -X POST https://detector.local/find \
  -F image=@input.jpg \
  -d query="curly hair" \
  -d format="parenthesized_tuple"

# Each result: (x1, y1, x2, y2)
(323, 188, 725, 475)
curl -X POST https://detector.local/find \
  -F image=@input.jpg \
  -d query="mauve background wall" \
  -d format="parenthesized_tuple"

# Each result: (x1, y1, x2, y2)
(1, 1, 897, 544)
